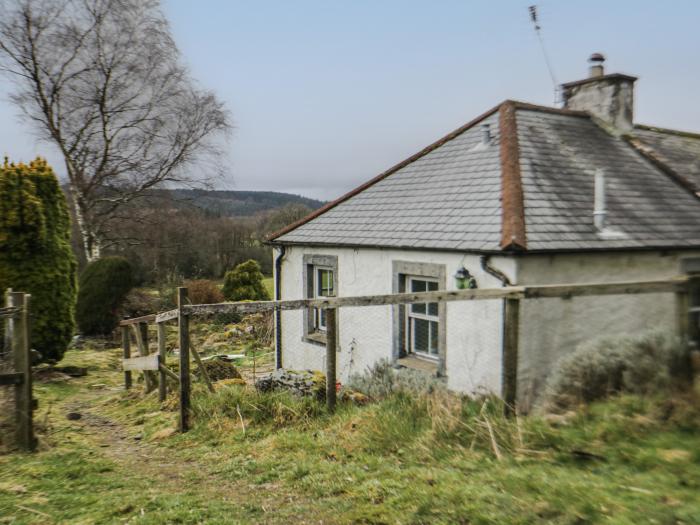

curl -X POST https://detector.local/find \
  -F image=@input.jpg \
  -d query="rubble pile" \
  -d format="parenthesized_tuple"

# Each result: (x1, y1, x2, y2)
(255, 369, 326, 399)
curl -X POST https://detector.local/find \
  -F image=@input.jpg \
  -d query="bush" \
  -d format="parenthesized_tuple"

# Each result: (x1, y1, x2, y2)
(544, 331, 688, 410)
(222, 259, 270, 302)
(0, 158, 77, 363)
(346, 359, 447, 400)
(76, 256, 134, 335)
(185, 279, 224, 304)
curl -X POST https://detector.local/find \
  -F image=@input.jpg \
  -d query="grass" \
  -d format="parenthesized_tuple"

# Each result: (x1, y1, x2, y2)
(1, 343, 699, 524)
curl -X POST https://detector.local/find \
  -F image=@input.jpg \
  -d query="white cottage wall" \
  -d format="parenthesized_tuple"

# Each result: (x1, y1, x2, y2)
(274, 246, 517, 395)
(516, 250, 698, 410)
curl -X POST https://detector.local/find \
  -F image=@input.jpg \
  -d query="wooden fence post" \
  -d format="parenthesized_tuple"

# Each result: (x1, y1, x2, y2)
(178, 287, 190, 432)
(325, 308, 337, 413)
(157, 322, 167, 402)
(502, 298, 520, 417)
(11, 292, 34, 451)
(121, 325, 132, 390)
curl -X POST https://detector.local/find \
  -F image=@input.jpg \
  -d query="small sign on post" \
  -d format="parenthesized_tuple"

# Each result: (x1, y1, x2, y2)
(122, 353, 160, 372)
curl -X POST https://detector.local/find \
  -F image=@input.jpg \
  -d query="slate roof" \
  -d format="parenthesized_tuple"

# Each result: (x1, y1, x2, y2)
(270, 101, 700, 253)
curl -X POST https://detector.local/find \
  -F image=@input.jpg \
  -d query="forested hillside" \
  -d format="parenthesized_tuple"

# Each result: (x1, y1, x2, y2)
(165, 189, 324, 217)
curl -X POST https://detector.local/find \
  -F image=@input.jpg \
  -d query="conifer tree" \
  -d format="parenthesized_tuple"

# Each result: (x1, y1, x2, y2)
(0, 158, 77, 363)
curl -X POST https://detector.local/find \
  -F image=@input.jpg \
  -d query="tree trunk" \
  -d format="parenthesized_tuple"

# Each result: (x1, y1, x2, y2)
(68, 183, 101, 263)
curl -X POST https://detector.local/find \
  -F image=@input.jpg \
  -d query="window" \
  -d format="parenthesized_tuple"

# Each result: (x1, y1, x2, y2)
(406, 277, 439, 358)
(303, 254, 338, 344)
(313, 267, 335, 331)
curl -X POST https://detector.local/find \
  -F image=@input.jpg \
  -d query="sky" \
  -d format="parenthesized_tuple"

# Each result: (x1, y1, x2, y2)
(1, 0, 699, 201)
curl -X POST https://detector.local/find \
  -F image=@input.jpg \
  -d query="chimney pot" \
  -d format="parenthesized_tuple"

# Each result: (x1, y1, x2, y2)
(589, 52, 605, 78)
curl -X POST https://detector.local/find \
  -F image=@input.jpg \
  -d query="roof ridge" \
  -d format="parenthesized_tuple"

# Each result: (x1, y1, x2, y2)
(508, 100, 590, 118)
(499, 101, 527, 251)
(267, 102, 504, 242)
(635, 123, 700, 140)
(623, 135, 700, 198)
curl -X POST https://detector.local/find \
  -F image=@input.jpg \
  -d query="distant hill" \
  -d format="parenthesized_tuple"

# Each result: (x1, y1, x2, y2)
(165, 189, 325, 217)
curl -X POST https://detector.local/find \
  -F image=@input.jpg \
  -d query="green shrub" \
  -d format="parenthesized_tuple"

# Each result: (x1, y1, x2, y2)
(184, 279, 224, 304)
(222, 259, 270, 302)
(0, 158, 77, 363)
(76, 256, 134, 335)
(544, 331, 688, 410)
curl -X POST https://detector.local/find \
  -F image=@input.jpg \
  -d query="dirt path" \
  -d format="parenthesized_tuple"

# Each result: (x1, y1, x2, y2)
(38, 366, 330, 525)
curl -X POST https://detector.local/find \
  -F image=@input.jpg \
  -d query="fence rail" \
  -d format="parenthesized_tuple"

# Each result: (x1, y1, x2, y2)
(120, 276, 697, 432)
(144, 277, 688, 323)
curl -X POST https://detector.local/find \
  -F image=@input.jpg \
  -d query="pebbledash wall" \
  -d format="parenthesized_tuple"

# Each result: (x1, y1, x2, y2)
(275, 246, 695, 408)
(515, 249, 699, 411)
(274, 245, 516, 394)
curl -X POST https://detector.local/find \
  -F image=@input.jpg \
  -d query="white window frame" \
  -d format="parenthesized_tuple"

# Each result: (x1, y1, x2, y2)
(313, 266, 334, 332)
(405, 276, 439, 359)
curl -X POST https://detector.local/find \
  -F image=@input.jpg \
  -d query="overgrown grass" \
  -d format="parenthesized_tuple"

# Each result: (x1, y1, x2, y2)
(2, 346, 700, 524)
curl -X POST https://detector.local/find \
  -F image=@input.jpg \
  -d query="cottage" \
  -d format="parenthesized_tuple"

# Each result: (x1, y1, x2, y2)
(268, 55, 700, 410)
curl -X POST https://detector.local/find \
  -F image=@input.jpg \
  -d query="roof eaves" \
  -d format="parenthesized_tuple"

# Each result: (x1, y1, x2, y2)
(623, 135, 700, 198)
(498, 101, 527, 251)
(267, 102, 504, 242)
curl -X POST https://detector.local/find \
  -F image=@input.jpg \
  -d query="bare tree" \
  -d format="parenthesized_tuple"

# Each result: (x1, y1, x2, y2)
(0, 0, 231, 261)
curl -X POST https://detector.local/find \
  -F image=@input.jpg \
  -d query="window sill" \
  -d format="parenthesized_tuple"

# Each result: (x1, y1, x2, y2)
(303, 332, 327, 347)
(396, 355, 438, 375)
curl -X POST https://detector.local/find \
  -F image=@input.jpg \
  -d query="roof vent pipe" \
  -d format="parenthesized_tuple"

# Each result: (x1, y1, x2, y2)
(481, 123, 491, 145)
(594, 169, 606, 231)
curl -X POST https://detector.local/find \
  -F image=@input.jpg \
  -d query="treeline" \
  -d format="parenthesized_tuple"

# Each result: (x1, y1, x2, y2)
(92, 192, 314, 284)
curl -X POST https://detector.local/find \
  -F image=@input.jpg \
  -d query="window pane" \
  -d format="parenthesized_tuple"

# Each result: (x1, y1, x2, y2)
(320, 308, 327, 329)
(411, 302, 426, 314)
(429, 321, 439, 355)
(428, 302, 438, 316)
(413, 318, 430, 353)
(317, 269, 334, 297)
(428, 281, 438, 292)
(411, 279, 427, 293)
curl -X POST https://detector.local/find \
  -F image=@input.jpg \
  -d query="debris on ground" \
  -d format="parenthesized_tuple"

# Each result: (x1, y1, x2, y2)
(255, 369, 326, 398)
(201, 354, 245, 362)
(197, 358, 242, 382)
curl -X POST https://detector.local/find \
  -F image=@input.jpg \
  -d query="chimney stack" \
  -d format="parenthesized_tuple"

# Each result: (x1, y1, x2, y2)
(561, 53, 637, 131)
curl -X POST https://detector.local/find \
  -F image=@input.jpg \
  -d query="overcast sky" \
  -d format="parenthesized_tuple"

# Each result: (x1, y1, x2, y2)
(1, 0, 699, 200)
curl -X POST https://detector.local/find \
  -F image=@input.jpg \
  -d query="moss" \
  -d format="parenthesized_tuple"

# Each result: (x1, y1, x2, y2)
(0, 158, 77, 363)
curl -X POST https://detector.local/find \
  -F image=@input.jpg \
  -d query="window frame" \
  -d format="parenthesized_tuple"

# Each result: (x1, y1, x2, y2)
(313, 266, 335, 332)
(302, 254, 338, 345)
(405, 276, 440, 359)
(392, 261, 447, 376)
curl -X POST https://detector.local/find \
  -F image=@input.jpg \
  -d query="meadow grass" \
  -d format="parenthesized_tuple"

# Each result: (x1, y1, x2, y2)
(1, 346, 699, 524)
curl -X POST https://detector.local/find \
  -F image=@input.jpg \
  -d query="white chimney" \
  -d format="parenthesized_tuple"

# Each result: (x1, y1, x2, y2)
(594, 169, 606, 231)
